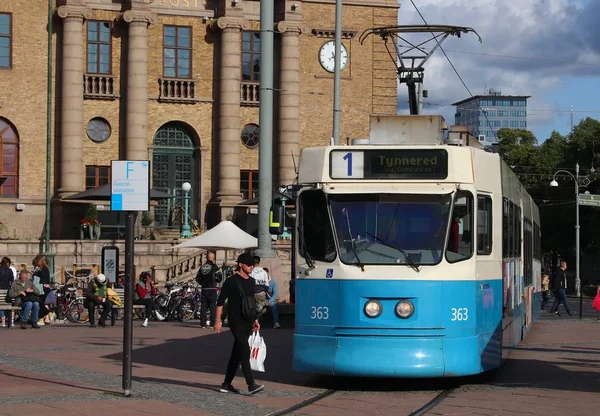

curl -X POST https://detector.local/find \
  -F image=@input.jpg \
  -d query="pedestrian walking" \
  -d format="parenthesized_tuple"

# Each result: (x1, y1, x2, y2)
(196, 251, 222, 328)
(214, 252, 264, 395)
(264, 268, 281, 329)
(550, 261, 573, 316)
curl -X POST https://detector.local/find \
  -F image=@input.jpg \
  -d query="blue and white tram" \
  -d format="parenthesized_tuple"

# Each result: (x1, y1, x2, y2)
(290, 116, 541, 377)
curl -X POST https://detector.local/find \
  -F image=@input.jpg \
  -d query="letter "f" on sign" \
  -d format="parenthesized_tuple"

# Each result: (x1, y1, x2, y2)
(126, 162, 134, 179)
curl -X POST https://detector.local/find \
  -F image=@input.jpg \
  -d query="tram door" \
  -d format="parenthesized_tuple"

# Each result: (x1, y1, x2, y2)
(152, 123, 197, 228)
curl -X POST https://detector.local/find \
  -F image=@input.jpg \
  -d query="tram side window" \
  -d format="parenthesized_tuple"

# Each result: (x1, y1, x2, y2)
(508, 202, 515, 257)
(502, 198, 509, 258)
(299, 190, 336, 262)
(477, 195, 492, 255)
(516, 206, 522, 257)
(446, 191, 474, 263)
(533, 222, 541, 260)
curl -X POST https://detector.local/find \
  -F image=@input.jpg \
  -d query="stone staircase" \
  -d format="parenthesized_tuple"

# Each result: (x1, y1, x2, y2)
(151, 250, 206, 284)
(155, 228, 183, 241)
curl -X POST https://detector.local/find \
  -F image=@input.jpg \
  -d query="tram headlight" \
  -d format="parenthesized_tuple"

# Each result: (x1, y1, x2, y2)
(395, 300, 414, 319)
(364, 299, 382, 318)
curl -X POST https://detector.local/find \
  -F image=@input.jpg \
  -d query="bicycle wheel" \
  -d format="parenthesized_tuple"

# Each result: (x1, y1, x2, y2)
(134, 307, 147, 320)
(153, 294, 168, 321)
(179, 298, 196, 321)
(67, 300, 89, 324)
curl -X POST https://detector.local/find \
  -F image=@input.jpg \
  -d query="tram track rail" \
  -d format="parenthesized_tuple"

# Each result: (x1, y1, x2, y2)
(265, 387, 454, 416)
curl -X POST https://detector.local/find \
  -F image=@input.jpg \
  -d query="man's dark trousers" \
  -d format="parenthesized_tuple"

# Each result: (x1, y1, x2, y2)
(224, 322, 255, 386)
(200, 289, 218, 326)
(87, 299, 112, 325)
(550, 288, 572, 315)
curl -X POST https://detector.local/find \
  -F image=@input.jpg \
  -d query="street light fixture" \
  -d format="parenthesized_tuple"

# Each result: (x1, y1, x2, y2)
(181, 182, 193, 239)
(549, 163, 589, 301)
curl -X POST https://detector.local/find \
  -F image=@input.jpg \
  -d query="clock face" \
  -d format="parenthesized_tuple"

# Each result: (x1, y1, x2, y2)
(319, 41, 349, 73)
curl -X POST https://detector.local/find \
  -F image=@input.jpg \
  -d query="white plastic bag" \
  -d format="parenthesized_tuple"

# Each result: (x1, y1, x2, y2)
(248, 330, 267, 372)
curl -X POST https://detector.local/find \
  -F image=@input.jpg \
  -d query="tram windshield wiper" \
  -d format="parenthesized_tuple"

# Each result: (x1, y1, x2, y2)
(365, 232, 420, 272)
(342, 207, 365, 271)
(298, 221, 315, 269)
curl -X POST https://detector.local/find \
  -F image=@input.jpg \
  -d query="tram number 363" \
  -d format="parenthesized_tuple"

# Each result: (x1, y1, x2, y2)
(310, 306, 330, 320)
(450, 308, 469, 321)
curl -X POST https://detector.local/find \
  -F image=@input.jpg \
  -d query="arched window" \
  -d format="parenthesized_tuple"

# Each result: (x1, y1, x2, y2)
(0, 118, 19, 197)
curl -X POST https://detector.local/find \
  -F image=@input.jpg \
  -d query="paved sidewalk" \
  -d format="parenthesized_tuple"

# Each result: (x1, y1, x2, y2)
(1, 310, 600, 416)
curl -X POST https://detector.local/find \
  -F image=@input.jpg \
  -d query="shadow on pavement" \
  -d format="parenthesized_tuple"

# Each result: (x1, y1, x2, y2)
(0, 367, 116, 395)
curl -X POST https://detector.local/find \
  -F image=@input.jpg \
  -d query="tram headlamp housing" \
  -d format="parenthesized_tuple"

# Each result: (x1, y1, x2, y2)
(395, 300, 415, 319)
(364, 299, 382, 318)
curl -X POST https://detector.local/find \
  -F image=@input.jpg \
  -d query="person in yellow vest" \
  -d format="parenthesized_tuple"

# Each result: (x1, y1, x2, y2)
(85, 274, 112, 327)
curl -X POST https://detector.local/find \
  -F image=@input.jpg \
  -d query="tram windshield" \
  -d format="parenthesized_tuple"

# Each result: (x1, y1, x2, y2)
(329, 193, 453, 265)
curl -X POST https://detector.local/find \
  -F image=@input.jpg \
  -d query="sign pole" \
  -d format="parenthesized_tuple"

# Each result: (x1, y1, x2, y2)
(122, 211, 135, 396)
(110, 160, 150, 397)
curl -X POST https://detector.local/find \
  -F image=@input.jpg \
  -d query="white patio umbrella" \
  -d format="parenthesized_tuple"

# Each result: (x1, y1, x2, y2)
(166, 221, 258, 265)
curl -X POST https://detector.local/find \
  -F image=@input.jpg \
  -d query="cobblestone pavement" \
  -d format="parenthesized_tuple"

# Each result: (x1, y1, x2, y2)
(1, 303, 600, 416)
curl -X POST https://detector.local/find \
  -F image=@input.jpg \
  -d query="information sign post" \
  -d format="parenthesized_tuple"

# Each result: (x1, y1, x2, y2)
(110, 160, 150, 397)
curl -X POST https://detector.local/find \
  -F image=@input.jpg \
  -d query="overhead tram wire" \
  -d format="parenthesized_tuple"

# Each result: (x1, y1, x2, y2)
(394, 45, 600, 69)
(407, 0, 496, 138)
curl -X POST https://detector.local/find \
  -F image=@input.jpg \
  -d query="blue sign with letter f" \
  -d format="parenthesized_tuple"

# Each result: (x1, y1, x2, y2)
(126, 161, 134, 179)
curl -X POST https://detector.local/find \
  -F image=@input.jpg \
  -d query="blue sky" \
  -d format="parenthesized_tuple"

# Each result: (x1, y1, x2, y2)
(395, 0, 600, 143)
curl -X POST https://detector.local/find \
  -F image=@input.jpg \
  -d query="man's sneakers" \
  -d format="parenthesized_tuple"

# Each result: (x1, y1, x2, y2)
(219, 383, 264, 395)
(248, 383, 265, 395)
(219, 383, 240, 394)
(273, 322, 281, 329)
(142, 318, 148, 327)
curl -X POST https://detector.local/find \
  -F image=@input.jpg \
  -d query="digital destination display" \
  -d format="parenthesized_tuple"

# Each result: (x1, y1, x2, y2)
(329, 149, 448, 180)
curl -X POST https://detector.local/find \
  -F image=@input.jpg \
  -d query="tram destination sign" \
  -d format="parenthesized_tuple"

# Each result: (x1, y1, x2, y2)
(578, 193, 600, 207)
(330, 149, 448, 180)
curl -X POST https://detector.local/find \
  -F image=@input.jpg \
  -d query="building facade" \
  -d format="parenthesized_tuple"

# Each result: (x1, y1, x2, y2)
(0, 0, 398, 240)
(453, 90, 530, 147)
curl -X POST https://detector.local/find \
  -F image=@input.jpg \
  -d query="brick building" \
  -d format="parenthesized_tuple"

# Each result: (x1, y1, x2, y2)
(0, 0, 398, 240)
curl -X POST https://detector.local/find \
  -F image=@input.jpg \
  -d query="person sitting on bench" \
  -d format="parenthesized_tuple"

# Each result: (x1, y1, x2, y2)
(85, 274, 112, 327)
(134, 271, 162, 327)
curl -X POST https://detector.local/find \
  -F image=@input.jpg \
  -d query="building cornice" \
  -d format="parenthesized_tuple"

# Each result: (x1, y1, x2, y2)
(303, 0, 399, 9)
(311, 28, 357, 38)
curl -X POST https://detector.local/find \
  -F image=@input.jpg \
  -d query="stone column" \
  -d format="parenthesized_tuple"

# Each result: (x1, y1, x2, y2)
(276, 22, 308, 186)
(212, 17, 249, 204)
(121, 7, 158, 160)
(56, 4, 92, 195)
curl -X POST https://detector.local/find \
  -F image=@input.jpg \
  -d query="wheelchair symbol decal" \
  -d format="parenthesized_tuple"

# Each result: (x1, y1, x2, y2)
(326, 269, 334, 279)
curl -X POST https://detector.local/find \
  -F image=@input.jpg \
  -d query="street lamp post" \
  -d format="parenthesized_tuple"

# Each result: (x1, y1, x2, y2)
(181, 182, 193, 239)
(549, 163, 589, 303)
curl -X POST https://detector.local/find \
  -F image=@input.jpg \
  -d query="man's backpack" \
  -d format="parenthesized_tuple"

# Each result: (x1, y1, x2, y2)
(236, 279, 257, 321)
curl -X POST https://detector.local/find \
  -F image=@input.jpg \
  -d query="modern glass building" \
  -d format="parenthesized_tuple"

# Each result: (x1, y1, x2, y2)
(453, 90, 530, 147)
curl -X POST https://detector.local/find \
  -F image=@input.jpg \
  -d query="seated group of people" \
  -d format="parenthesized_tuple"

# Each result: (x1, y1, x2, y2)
(1, 256, 53, 329)
(85, 271, 162, 328)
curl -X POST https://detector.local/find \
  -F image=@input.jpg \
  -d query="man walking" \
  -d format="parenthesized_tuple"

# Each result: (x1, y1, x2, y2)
(550, 261, 573, 317)
(197, 251, 222, 328)
(214, 252, 264, 395)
